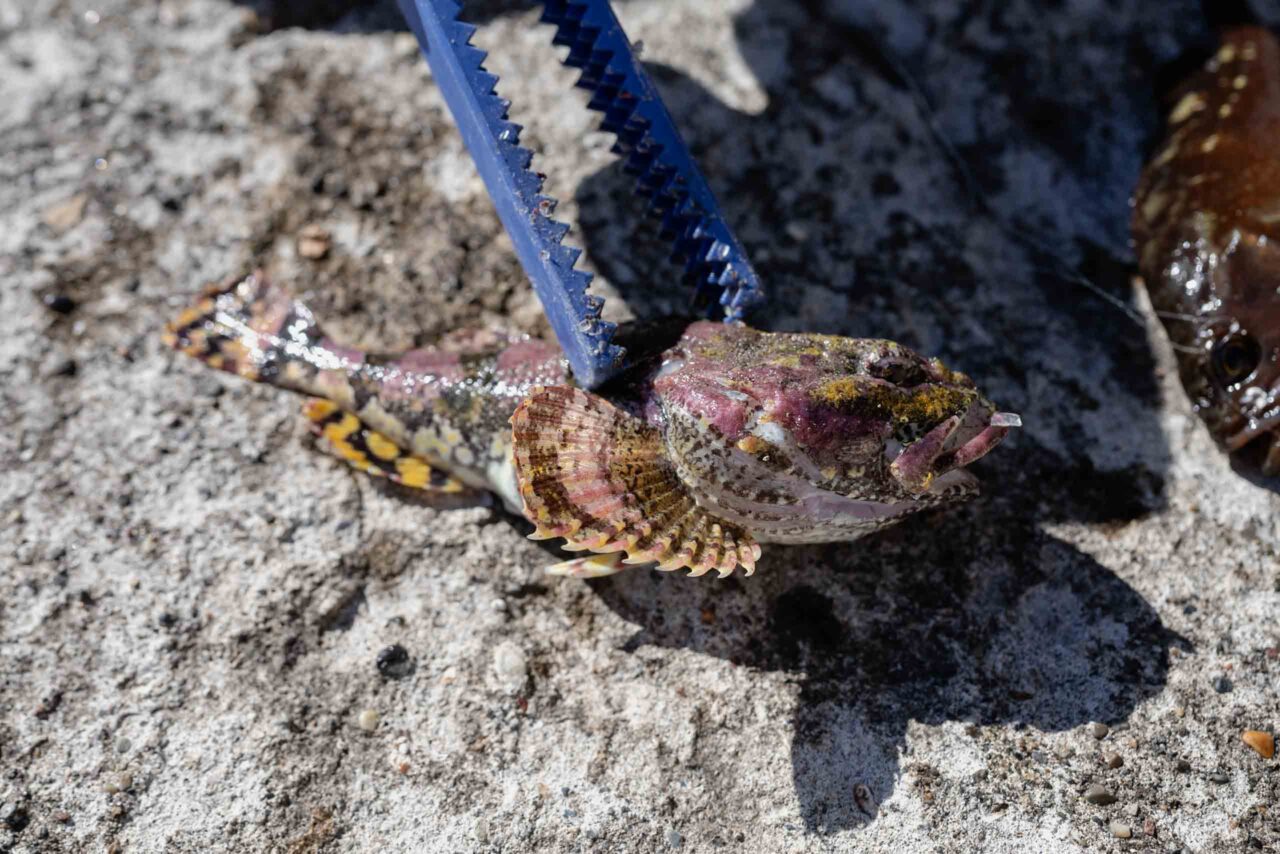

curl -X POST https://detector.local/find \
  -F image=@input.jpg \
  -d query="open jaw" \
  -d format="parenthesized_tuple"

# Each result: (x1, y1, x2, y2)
(889, 405, 1022, 495)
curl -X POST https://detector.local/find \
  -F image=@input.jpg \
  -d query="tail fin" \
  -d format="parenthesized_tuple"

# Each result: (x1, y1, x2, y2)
(164, 271, 325, 387)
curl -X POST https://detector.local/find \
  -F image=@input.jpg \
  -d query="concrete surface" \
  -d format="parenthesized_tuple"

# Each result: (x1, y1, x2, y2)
(2, 0, 1278, 851)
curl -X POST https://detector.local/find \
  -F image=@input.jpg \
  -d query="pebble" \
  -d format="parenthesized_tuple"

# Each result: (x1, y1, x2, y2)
(1082, 784, 1117, 805)
(1110, 821, 1132, 839)
(1175, 759, 1192, 772)
(41, 193, 88, 232)
(101, 772, 132, 794)
(1102, 751, 1124, 769)
(1208, 771, 1229, 784)
(375, 644, 414, 680)
(666, 829, 683, 848)
(492, 641, 528, 692)
(1212, 676, 1233, 694)
(1241, 730, 1274, 759)
(297, 225, 331, 259)
(356, 709, 380, 732)
(1089, 722, 1110, 739)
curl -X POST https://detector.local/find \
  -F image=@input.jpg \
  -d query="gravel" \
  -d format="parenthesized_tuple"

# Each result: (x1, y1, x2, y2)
(4, 0, 1280, 852)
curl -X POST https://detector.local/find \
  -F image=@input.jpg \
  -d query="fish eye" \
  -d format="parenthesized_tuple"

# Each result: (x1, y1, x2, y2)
(1209, 333, 1262, 388)
(869, 358, 926, 387)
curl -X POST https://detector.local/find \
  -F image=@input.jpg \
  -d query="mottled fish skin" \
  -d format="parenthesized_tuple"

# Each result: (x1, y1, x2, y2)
(648, 321, 1011, 544)
(164, 273, 564, 510)
(1134, 26, 1280, 475)
(166, 272, 1015, 574)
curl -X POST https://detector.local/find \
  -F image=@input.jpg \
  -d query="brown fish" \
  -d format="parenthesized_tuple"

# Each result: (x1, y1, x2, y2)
(1133, 26, 1280, 475)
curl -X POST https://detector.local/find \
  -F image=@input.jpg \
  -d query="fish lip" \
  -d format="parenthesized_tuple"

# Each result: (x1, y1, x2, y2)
(1222, 410, 1280, 451)
(889, 406, 1019, 494)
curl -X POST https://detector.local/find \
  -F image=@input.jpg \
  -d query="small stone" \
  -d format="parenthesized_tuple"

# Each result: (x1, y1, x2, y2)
(1110, 821, 1132, 839)
(1103, 751, 1124, 769)
(1083, 784, 1118, 805)
(356, 708, 380, 732)
(1208, 771, 1229, 784)
(115, 737, 131, 754)
(51, 810, 71, 823)
(1172, 706, 1186, 718)
(375, 644, 414, 680)
(666, 829, 683, 848)
(1124, 803, 1139, 817)
(297, 225, 331, 259)
(1241, 730, 1274, 759)
(1212, 676, 1233, 694)
(492, 641, 528, 692)
(1175, 759, 1192, 772)
(41, 193, 88, 232)
(1089, 722, 1110, 739)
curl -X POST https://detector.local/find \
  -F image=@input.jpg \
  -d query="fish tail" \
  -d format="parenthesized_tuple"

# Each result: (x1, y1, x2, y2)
(163, 271, 341, 397)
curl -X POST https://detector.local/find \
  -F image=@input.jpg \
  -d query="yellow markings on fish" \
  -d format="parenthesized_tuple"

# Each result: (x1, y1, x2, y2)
(1201, 134, 1220, 154)
(1233, 75, 1249, 90)
(1141, 189, 1171, 225)
(303, 399, 340, 420)
(1218, 44, 1238, 64)
(323, 413, 367, 464)
(813, 375, 970, 425)
(365, 431, 400, 461)
(396, 456, 431, 488)
(1169, 91, 1206, 124)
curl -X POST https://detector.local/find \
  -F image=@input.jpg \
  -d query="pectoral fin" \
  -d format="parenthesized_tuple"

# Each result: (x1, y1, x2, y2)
(510, 386, 760, 577)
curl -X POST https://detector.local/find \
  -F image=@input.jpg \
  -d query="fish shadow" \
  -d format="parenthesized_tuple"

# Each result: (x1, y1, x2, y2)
(589, 483, 1189, 830)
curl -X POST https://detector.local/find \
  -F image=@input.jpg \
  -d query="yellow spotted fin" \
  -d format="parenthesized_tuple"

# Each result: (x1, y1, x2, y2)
(302, 399, 479, 497)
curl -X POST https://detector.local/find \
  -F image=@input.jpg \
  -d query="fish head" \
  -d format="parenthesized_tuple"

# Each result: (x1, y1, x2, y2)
(651, 322, 1018, 543)
(1192, 229, 1280, 475)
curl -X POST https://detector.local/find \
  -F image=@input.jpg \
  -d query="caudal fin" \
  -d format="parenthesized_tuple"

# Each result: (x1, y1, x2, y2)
(163, 271, 322, 385)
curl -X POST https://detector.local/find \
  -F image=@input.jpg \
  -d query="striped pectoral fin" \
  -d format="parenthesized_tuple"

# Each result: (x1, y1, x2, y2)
(510, 386, 761, 578)
(302, 399, 477, 496)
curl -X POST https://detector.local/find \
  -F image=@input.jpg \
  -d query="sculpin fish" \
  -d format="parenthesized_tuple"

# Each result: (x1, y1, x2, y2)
(1134, 26, 1280, 475)
(164, 272, 1016, 577)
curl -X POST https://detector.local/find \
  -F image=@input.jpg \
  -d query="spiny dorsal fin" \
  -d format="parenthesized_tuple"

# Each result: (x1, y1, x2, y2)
(510, 386, 760, 577)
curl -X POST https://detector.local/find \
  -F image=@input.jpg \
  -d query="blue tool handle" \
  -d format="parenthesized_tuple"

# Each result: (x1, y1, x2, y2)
(399, 0, 624, 388)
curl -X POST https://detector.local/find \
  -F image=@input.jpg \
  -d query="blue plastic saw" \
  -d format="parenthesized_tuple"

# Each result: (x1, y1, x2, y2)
(396, 0, 764, 388)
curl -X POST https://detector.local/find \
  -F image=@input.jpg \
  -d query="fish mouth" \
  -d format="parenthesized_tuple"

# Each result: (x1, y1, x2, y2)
(1225, 418, 1280, 477)
(889, 405, 1020, 495)
(1223, 410, 1280, 452)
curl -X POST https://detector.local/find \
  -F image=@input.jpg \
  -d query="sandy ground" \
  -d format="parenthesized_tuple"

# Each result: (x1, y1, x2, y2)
(2, 0, 1279, 851)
